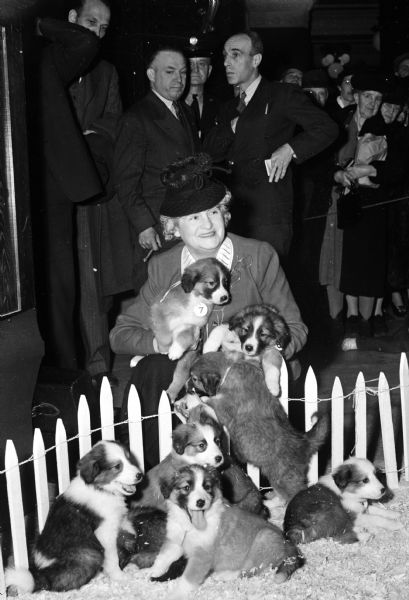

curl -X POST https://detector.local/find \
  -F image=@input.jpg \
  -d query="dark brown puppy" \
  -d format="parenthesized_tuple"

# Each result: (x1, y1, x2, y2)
(190, 352, 329, 502)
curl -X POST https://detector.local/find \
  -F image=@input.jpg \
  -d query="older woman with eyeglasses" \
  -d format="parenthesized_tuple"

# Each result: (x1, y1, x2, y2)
(110, 154, 307, 468)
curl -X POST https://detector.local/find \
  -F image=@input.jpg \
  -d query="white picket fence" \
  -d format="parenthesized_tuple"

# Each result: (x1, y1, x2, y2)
(1, 353, 409, 596)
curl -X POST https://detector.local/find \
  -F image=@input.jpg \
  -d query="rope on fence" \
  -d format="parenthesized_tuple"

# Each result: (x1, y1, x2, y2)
(1, 376, 407, 477)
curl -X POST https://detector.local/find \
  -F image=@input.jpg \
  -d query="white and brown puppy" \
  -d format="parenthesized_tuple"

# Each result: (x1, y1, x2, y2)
(284, 457, 403, 544)
(203, 304, 291, 396)
(135, 405, 266, 517)
(149, 465, 304, 600)
(189, 352, 329, 503)
(134, 408, 224, 509)
(6, 441, 142, 593)
(151, 257, 230, 361)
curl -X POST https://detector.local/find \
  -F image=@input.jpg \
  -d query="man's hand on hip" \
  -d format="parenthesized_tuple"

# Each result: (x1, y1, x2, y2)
(268, 143, 294, 183)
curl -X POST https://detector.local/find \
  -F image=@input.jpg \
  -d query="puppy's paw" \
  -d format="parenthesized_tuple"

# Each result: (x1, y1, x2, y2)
(130, 355, 143, 368)
(203, 324, 231, 353)
(168, 343, 184, 361)
(264, 366, 281, 397)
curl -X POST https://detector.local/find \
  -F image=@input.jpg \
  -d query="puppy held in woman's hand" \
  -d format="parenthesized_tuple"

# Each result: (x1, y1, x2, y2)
(151, 257, 230, 361)
(203, 303, 291, 396)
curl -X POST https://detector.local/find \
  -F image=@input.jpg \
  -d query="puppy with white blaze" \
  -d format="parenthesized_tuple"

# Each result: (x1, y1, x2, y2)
(6, 441, 143, 592)
(203, 303, 291, 396)
(284, 457, 404, 544)
(189, 352, 329, 502)
(150, 465, 304, 600)
(150, 257, 230, 361)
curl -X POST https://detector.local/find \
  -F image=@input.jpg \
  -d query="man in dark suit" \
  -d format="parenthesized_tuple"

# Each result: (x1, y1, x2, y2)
(204, 31, 338, 257)
(68, 0, 131, 381)
(184, 46, 220, 140)
(114, 47, 199, 290)
(34, 18, 103, 370)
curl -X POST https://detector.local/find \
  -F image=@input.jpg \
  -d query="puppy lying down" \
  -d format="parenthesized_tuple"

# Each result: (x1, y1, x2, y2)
(284, 457, 404, 544)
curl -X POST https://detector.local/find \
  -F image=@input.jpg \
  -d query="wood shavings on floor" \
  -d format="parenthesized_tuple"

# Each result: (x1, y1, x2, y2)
(14, 482, 409, 600)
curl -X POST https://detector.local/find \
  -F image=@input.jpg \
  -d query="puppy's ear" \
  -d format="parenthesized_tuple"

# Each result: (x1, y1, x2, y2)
(181, 266, 199, 293)
(228, 312, 242, 332)
(333, 464, 352, 490)
(200, 372, 221, 396)
(78, 452, 101, 483)
(159, 473, 177, 499)
(205, 465, 222, 493)
(172, 425, 192, 455)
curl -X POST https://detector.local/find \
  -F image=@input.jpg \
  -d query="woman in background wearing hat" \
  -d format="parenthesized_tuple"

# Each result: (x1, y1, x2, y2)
(110, 154, 307, 468)
(343, 85, 409, 352)
(331, 73, 409, 346)
(320, 72, 388, 339)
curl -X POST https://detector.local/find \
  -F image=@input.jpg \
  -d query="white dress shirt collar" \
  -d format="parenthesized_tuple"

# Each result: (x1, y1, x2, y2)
(152, 90, 175, 114)
(181, 237, 234, 273)
(240, 75, 262, 104)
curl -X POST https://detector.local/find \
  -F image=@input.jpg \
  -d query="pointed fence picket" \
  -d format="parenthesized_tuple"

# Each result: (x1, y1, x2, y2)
(354, 372, 367, 459)
(378, 372, 399, 489)
(127, 385, 145, 472)
(100, 378, 115, 441)
(32, 429, 49, 533)
(331, 376, 344, 469)
(55, 419, 70, 494)
(304, 366, 319, 484)
(1, 355, 409, 595)
(158, 391, 173, 460)
(399, 353, 409, 482)
(5, 440, 28, 569)
(78, 394, 92, 458)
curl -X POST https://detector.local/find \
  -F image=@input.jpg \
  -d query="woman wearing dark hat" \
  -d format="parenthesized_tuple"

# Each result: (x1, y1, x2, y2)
(331, 72, 407, 344)
(342, 84, 409, 352)
(110, 154, 307, 468)
(320, 72, 387, 336)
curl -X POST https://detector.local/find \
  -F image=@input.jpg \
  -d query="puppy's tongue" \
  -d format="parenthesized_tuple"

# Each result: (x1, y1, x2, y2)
(190, 510, 207, 530)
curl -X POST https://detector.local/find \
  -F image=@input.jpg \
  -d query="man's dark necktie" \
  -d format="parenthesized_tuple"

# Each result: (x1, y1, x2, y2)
(172, 101, 190, 133)
(236, 90, 247, 115)
(172, 101, 182, 120)
(191, 94, 201, 131)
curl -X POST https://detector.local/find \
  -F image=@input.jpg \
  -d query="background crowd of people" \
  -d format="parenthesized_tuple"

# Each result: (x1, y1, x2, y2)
(26, 0, 409, 398)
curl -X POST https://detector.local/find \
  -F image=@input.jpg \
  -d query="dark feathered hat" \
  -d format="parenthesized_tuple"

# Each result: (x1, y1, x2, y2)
(160, 154, 228, 218)
(351, 71, 388, 94)
(302, 69, 330, 89)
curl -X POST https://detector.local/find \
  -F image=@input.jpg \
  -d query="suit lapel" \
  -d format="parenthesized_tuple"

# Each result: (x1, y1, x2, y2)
(236, 77, 270, 133)
(148, 92, 197, 151)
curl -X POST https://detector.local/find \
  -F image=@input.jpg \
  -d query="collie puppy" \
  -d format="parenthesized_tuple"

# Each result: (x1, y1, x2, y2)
(284, 457, 404, 544)
(134, 406, 224, 509)
(6, 441, 142, 593)
(203, 304, 291, 396)
(189, 352, 329, 502)
(149, 465, 304, 600)
(134, 405, 265, 516)
(151, 257, 230, 361)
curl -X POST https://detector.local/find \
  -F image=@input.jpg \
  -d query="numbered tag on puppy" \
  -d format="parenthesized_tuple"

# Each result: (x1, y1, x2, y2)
(194, 302, 208, 318)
